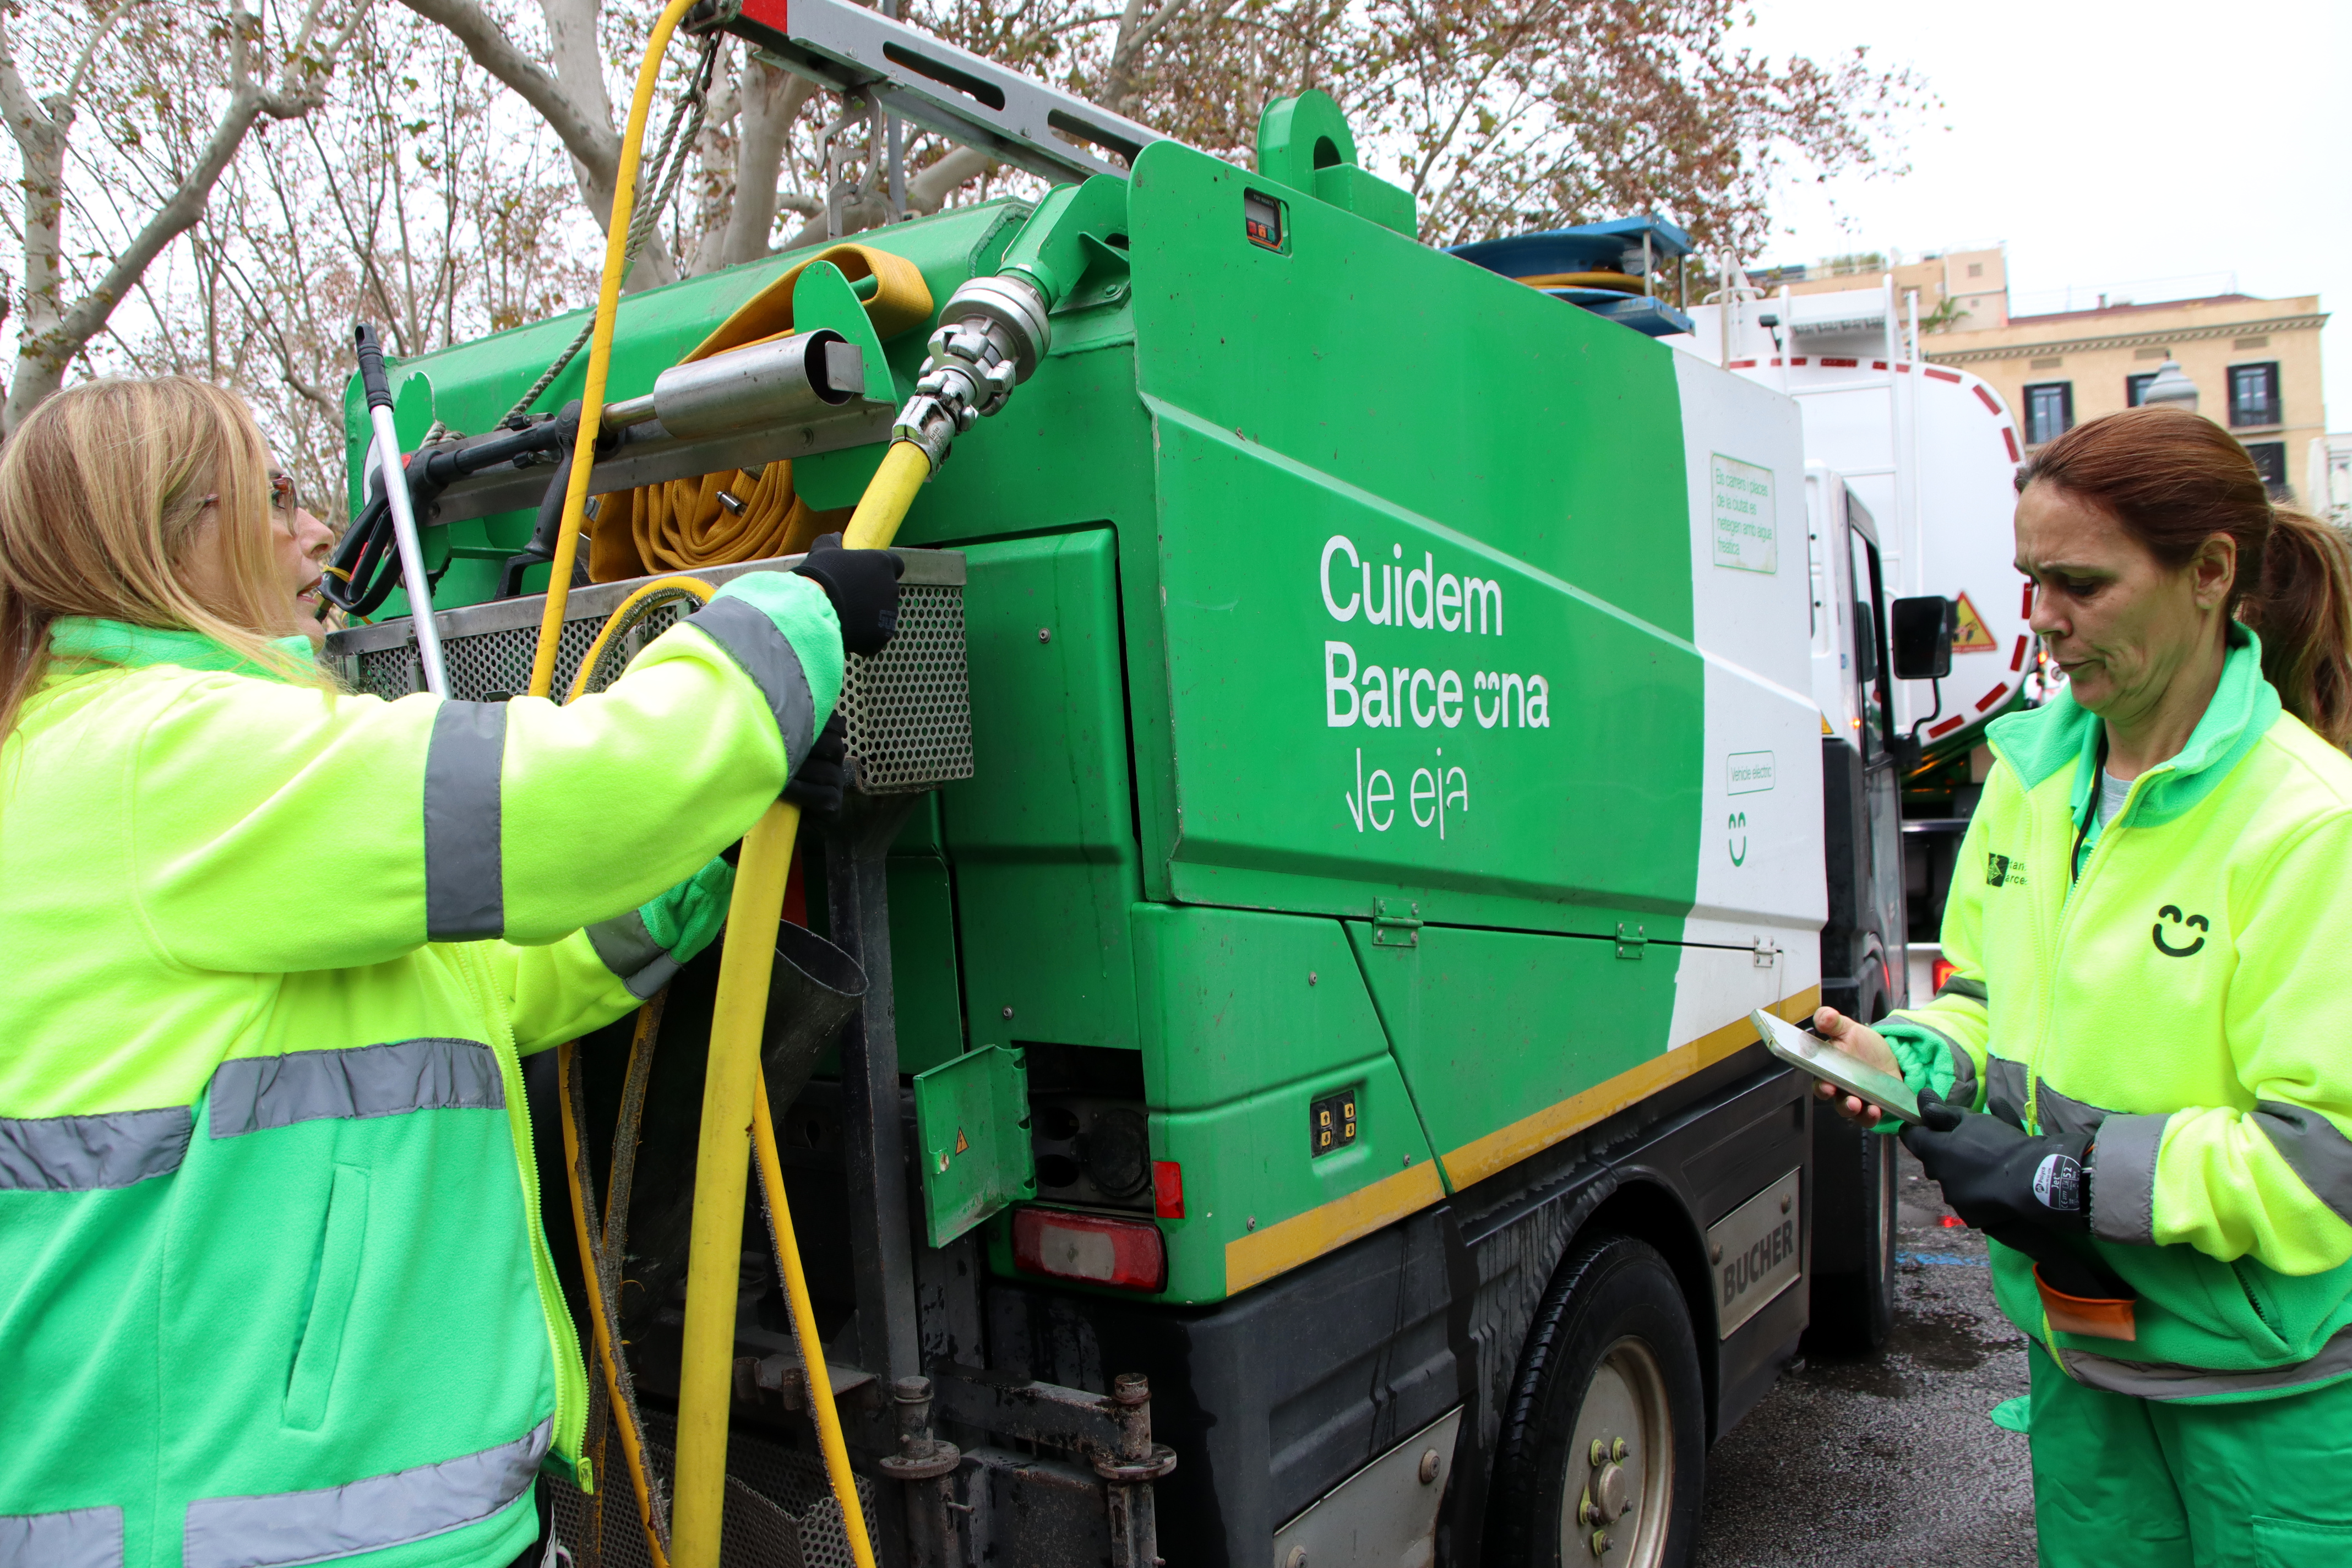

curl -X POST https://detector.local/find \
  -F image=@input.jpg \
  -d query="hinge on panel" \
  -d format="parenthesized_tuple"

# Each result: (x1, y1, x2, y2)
(1615, 923, 1646, 960)
(1372, 897, 1422, 948)
(1753, 938, 1781, 970)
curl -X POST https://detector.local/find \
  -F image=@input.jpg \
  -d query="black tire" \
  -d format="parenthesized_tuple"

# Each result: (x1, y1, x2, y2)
(1803, 976, 1898, 1353)
(1489, 1233, 1706, 1568)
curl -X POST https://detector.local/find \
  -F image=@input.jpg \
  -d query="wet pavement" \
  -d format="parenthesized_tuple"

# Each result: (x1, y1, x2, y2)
(1695, 1147, 2038, 1566)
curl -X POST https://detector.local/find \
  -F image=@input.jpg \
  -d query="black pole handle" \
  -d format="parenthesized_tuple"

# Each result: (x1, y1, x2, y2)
(353, 323, 394, 411)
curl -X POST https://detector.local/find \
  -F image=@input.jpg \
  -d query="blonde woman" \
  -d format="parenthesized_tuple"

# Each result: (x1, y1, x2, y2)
(0, 377, 902, 1568)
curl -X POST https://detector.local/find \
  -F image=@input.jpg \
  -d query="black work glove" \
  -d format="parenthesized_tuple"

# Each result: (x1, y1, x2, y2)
(783, 710, 848, 823)
(793, 532, 904, 655)
(1902, 1090, 2094, 1236)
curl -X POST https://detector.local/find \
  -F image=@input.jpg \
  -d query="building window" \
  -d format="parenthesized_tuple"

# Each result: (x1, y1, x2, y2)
(2245, 441, 2289, 497)
(2023, 382, 2073, 446)
(2229, 363, 2282, 428)
(2126, 372, 2157, 406)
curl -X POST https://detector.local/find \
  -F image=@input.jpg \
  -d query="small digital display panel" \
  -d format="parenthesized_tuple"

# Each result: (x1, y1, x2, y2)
(1244, 189, 1285, 252)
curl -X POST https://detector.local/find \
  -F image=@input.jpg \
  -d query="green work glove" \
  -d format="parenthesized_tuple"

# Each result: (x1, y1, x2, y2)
(588, 854, 736, 999)
(643, 854, 736, 966)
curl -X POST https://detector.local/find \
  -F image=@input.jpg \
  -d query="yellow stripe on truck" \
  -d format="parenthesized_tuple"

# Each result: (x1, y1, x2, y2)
(1222, 986, 1821, 1295)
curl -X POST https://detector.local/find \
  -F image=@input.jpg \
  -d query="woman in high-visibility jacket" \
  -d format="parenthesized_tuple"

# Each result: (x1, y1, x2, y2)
(0, 377, 901, 1568)
(1817, 406, 2352, 1565)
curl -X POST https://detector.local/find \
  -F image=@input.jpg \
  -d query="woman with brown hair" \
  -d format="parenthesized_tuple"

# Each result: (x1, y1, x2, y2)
(0, 376, 900, 1568)
(1812, 404, 2352, 1564)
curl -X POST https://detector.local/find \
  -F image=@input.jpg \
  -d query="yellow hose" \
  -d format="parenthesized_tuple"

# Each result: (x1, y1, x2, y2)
(675, 439, 931, 1564)
(673, 797, 803, 1567)
(566, 578, 719, 704)
(526, 0, 701, 701)
(511, 1, 901, 1559)
(752, 1074, 876, 1562)
(844, 441, 932, 549)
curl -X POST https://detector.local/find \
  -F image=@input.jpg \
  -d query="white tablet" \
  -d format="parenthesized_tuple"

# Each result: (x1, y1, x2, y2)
(1752, 1008, 1923, 1125)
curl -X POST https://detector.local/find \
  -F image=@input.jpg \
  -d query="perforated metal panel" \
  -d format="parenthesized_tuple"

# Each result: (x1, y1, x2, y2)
(326, 552, 971, 794)
(546, 1416, 880, 1568)
(840, 581, 972, 793)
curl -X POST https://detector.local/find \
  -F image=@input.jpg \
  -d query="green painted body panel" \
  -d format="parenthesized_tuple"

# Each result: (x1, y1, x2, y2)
(1128, 903, 1396, 1114)
(1346, 921, 1683, 1161)
(1150, 1047, 1430, 1302)
(884, 854, 966, 1074)
(912, 1044, 1037, 1246)
(360, 129, 1802, 1309)
(947, 530, 1144, 1053)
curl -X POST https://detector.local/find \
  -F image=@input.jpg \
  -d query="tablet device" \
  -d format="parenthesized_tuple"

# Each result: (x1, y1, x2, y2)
(1751, 1008, 1923, 1125)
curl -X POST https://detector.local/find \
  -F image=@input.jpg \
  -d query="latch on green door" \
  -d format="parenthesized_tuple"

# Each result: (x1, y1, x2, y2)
(1616, 922, 1647, 960)
(913, 1044, 1038, 1247)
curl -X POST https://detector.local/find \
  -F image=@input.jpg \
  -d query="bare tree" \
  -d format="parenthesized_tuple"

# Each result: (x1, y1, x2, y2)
(0, 0, 371, 431)
(11, 0, 1920, 502)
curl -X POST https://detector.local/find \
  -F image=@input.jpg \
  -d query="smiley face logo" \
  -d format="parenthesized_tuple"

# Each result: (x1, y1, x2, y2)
(1729, 810, 1747, 867)
(2152, 905, 2208, 957)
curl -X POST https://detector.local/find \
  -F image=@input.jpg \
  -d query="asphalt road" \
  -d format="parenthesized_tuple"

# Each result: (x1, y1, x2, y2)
(1694, 1147, 2038, 1567)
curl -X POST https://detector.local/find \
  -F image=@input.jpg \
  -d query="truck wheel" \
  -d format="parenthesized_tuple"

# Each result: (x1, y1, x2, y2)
(1803, 1109, 1898, 1353)
(1490, 1233, 1705, 1568)
(1803, 976, 1898, 1353)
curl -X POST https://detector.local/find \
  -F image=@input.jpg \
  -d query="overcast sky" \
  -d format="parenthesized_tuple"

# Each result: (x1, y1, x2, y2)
(1738, 0, 2352, 428)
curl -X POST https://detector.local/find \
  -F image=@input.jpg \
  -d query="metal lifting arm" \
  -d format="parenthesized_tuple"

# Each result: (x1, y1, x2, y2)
(727, 0, 1183, 185)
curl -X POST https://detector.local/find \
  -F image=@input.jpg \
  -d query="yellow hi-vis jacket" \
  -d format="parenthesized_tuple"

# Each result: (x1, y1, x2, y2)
(1885, 628, 2352, 1401)
(0, 571, 839, 1568)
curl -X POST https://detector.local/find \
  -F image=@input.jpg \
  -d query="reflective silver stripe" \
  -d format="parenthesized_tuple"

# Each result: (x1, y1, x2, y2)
(0, 1106, 192, 1192)
(0, 1505, 123, 1568)
(208, 1039, 504, 1139)
(1947, 1041, 1978, 1109)
(585, 909, 682, 1001)
(2089, 1111, 2169, 1246)
(1985, 1055, 2029, 1126)
(689, 595, 816, 769)
(183, 1417, 549, 1568)
(425, 700, 507, 941)
(1935, 975, 1988, 1003)
(2035, 1080, 2115, 1139)
(2252, 1101, 2352, 1227)
(2063, 1324, 2352, 1401)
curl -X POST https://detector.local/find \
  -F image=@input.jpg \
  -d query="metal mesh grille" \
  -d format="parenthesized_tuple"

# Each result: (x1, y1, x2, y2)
(842, 581, 972, 794)
(546, 1416, 879, 1568)
(345, 584, 968, 793)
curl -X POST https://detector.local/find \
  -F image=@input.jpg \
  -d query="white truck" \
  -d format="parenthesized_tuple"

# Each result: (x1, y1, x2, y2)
(1677, 279, 2035, 1002)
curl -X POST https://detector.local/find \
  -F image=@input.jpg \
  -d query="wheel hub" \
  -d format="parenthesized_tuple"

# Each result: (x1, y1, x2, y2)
(1560, 1338, 1674, 1566)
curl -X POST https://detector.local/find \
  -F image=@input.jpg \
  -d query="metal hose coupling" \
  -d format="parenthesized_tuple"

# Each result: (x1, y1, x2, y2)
(893, 271, 1052, 472)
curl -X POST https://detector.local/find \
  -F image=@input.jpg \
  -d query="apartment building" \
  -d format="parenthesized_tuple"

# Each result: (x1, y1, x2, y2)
(1754, 245, 2328, 498)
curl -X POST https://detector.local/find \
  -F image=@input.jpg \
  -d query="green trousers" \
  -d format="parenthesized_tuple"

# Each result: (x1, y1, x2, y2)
(2029, 1342, 2352, 1567)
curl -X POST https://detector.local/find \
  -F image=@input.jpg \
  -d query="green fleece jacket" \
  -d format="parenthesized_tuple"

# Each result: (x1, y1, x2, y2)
(1885, 627, 2352, 1401)
(0, 571, 839, 1568)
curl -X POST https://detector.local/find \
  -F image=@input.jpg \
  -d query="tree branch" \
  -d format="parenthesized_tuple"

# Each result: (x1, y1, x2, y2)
(905, 143, 993, 215)
(395, 0, 620, 216)
(4, 0, 366, 429)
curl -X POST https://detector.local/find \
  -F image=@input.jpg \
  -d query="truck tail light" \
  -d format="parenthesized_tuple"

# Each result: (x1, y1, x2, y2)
(1012, 1207, 1167, 1292)
(1153, 1160, 1185, 1219)
(1931, 956, 1957, 995)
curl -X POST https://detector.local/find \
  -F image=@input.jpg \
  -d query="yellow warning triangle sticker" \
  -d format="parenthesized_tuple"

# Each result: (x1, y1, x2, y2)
(1951, 591, 1998, 654)
(953, 1128, 970, 1156)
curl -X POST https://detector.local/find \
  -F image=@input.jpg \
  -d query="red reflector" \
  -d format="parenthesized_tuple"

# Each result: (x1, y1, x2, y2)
(1152, 1160, 1185, 1219)
(1932, 957, 1957, 993)
(1012, 1207, 1167, 1292)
